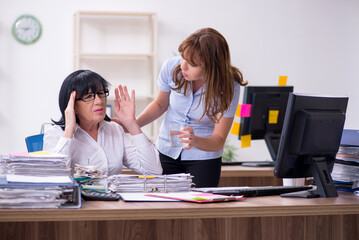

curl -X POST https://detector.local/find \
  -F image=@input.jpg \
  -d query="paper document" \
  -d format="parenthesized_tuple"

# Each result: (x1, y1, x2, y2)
(145, 191, 245, 203)
(108, 173, 194, 193)
(119, 192, 179, 202)
(7, 174, 72, 183)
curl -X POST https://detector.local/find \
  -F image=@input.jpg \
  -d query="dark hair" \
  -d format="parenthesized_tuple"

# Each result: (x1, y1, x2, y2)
(53, 69, 111, 129)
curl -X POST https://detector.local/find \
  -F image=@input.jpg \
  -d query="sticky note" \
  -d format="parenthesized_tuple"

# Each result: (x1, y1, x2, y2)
(138, 175, 156, 179)
(240, 104, 252, 117)
(235, 104, 241, 117)
(230, 122, 240, 136)
(29, 151, 51, 155)
(278, 76, 288, 86)
(241, 134, 251, 148)
(268, 110, 279, 124)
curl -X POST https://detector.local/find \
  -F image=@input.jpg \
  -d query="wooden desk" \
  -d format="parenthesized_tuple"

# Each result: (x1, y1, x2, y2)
(219, 165, 282, 186)
(1, 192, 358, 240)
(122, 165, 283, 187)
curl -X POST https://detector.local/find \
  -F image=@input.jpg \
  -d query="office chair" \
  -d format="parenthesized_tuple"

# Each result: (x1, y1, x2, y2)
(25, 134, 44, 152)
(25, 122, 53, 153)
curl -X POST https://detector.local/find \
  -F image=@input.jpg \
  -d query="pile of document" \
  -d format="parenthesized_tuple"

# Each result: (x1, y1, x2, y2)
(332, 129, 359, 192)
(0, 152, 80, 209)
(1, 152, 70, 176)
(73, 164, 107, 193)
(108, 173, 194, 193)
(0, 179, 67, 209)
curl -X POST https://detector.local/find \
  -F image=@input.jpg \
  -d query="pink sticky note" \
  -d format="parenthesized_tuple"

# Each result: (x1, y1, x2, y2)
(240, 104, 252, 117)
(8, 152, 30, 157)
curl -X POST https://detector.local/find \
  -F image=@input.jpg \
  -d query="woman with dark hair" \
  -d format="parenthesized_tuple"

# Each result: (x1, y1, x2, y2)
(44, 70, 162, 177)
(134, 28, 248, 187)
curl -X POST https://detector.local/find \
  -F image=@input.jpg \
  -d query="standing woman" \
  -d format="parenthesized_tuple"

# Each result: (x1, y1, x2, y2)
(137, 28, 247, 187)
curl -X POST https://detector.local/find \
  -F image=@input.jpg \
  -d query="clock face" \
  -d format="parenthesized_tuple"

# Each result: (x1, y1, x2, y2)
(12, 14, 42, 44)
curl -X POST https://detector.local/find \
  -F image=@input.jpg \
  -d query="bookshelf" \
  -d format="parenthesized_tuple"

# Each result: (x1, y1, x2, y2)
(73, 11, 158, 140)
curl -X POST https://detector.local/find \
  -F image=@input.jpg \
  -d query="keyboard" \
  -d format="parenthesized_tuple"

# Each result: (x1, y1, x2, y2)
(193, 185, 313, 197)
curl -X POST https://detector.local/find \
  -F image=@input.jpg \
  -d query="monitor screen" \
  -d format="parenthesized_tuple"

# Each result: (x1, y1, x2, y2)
(239, 86, 294, 160)
(274, 93, 348, 198)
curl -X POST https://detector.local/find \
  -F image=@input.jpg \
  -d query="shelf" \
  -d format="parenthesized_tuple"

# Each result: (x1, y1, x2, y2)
(76, 11, 156, 18)
(78, 53, 154, 59)
(74, 11, 158, 140)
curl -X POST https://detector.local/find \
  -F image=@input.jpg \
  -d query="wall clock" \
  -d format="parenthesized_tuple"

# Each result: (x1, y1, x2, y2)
(12, 14, 42, 45)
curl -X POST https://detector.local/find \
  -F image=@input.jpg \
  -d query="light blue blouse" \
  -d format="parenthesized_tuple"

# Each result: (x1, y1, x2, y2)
(156, 56, 240, 160)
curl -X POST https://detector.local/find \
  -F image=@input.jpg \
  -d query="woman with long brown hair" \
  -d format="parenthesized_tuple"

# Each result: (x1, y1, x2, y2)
(137, 28, 247, 187)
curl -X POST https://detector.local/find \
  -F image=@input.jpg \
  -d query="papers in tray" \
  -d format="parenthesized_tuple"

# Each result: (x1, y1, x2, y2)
(145, 191, 245, 203)
(0, 177, 81, 209)
(0, 151, 81, 209)
(108, 173, 194, 193)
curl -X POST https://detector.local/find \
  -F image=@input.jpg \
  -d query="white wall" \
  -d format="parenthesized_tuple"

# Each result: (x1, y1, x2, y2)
(0, 0, 358, 157)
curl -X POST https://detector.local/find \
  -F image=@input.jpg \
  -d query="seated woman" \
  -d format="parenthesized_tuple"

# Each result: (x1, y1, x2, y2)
(43, 69, 162, 177)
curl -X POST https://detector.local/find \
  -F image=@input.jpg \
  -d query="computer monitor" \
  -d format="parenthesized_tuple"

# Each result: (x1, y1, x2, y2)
(274, 93, 348, 198)
(239, 86, 294, 160)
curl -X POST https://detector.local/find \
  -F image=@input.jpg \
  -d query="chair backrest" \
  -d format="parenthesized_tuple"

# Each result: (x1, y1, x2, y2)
(25, 134, 44, 152)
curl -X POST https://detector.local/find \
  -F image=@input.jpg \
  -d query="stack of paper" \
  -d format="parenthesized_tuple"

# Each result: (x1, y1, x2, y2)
(108, 173, 194, 193)
(0, 184, 66, 209)
(73, 164, 107, 193)
(1, 152, 70, 177)
(0, 152, 81, 209)
(332, 129, 359, 192)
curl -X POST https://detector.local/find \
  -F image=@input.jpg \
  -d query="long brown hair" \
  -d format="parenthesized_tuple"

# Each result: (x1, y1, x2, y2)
(171, 28, 247, 123)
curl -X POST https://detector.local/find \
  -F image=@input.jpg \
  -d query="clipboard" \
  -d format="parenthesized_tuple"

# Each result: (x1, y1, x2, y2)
(145, 191, 245, 203)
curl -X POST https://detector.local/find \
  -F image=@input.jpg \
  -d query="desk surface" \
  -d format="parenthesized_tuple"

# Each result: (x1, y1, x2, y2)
(1, 191, 358, 222)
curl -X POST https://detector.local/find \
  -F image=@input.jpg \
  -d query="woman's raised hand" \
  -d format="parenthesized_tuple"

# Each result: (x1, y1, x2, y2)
(114, 85, 141, 134)
(63, 91, 77, 138)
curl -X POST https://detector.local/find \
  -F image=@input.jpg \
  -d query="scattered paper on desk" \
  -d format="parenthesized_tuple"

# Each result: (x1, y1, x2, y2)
(7, 175, 72, 183)
(278, 76, 288, 86)
(241, 134, 251, 148)
(268, 110, 279, 124)
(119, 192, 180, 202)
(145, 192, 245, 203)
(230, 122, 240, 136)
(240, 104, 252, 117)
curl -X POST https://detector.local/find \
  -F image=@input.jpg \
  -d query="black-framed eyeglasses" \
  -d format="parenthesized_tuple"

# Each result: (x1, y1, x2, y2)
(76, 89, 109, 102)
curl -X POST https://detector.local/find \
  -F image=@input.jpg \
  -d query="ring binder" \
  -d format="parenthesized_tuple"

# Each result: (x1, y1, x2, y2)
(108, 173, 194, 193)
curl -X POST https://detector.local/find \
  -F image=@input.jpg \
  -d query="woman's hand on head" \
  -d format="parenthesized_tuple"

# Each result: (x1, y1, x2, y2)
(63, 91, 77, 138)
(114, 85, 141, 134)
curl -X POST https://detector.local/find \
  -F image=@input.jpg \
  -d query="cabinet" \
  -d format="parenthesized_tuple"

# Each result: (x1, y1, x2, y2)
(73, 11, 158, 140)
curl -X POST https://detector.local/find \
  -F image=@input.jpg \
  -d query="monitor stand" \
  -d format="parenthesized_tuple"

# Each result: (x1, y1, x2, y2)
(264, 133, 280, 161)
(281, 156, 338, 198)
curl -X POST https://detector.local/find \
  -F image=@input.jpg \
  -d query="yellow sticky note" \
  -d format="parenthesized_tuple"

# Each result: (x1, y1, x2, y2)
(230, 122, 240, 136)
(29, 151, 50, 155)
(268, 110, 279, 124)
(241, 134, 251, 148)
(278, 76, 288, 86)
(138, 175, 156, 179)
(235, 104, 241, 117)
